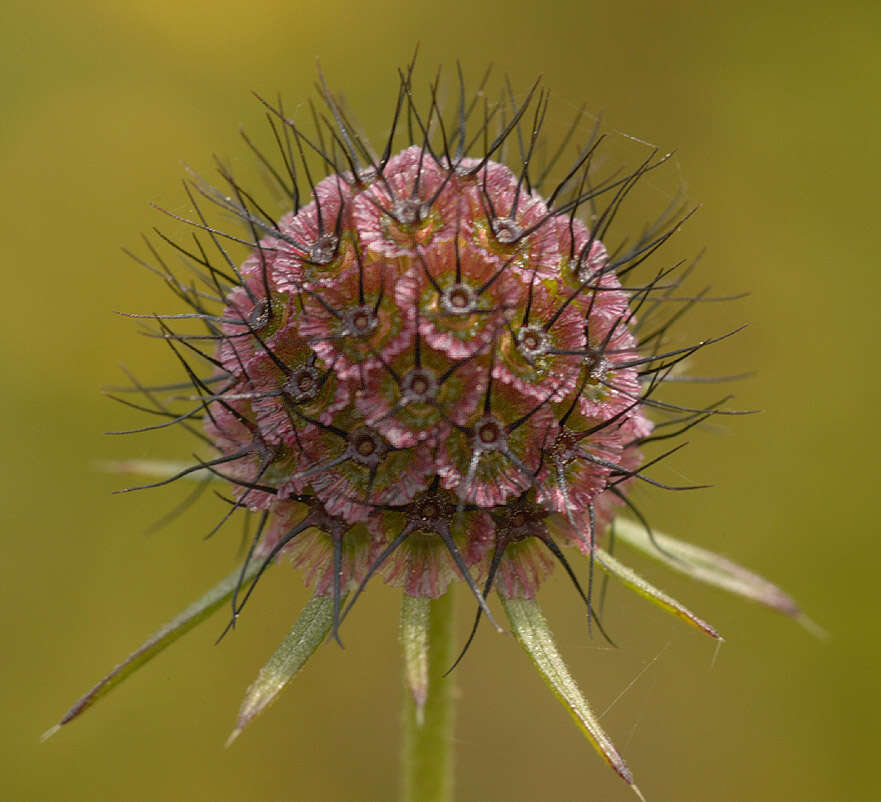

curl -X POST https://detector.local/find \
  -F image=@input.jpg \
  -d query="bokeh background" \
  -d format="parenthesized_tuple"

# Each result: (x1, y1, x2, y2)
(3, 1, 879, 800)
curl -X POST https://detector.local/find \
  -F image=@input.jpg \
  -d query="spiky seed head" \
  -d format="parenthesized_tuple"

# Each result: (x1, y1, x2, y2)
(122, 62, 731, 658)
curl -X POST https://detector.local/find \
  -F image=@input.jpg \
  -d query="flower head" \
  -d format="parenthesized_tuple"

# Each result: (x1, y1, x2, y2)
(48, 60, 812, 796)
(148, 75, 664, 640)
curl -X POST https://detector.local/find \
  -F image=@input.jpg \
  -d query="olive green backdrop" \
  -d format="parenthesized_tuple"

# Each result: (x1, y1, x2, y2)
(3, 0, 878, 800)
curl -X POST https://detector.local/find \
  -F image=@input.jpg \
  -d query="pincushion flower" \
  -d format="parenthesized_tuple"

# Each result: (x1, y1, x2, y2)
(47, 60, 813, 799)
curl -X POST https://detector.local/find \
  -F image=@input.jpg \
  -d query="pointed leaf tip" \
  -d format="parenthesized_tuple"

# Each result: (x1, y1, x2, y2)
(39, 725, 61, 744)
(50, 559, 262, 732)
(230, 594, 335, 740)
(224, 728, 241, 749)
(501, 596, 636, 787)
(596, 548, 722, 640)
(400, 595, 430, 718)
(796, 613, 828, 640)
(612, 518, 811, 627)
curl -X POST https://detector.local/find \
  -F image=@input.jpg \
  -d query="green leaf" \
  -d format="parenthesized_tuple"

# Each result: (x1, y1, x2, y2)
(226, 594, 335, 746)
(595, 548, 721, 639)
(44, 560, 261, 740)
(612, 518, 821, 634)
(501, 597, 644, 798)
(94, 459, 215, 481)
(400, 595, 430, 726)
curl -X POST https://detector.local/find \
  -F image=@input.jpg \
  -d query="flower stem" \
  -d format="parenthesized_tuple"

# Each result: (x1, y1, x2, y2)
(401, 589, 455, 802)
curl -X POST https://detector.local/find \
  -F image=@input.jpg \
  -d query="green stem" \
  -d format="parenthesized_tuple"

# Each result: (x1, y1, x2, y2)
(401, 589, 455, 802)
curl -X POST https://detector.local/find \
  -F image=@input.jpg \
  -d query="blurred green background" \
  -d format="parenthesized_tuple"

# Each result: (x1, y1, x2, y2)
(3, 0, 879, 799)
